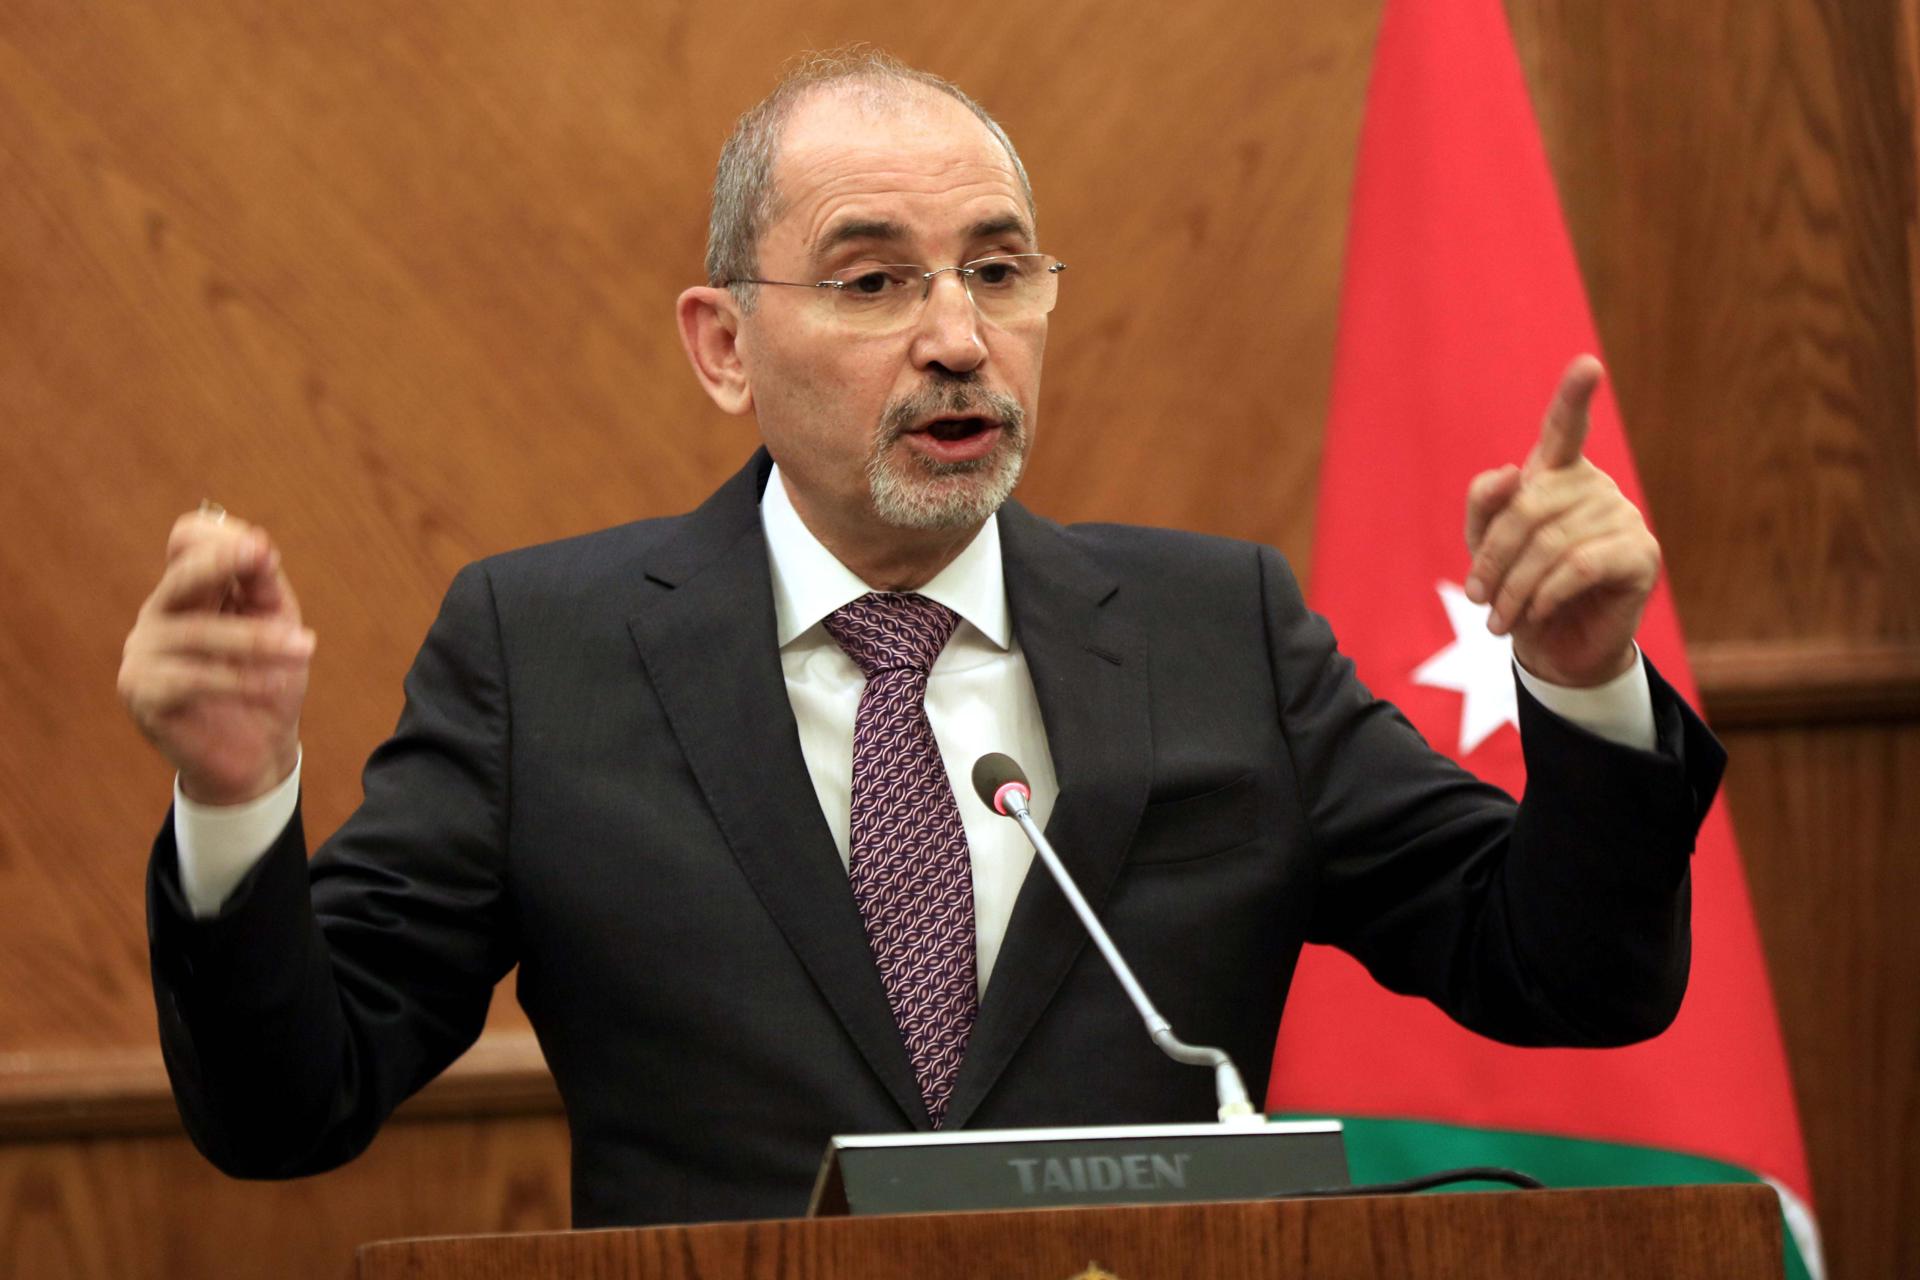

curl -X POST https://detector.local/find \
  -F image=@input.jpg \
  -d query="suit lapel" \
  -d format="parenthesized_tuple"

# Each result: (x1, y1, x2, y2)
(942, 503, 1152, 1129)
(626, 452, 929, 1128)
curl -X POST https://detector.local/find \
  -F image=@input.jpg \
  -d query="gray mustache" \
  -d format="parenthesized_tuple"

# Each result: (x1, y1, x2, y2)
(881, 382, 1025, 440)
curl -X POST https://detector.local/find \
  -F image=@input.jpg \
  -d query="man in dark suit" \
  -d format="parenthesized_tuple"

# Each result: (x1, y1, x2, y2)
(120, 52, 1720, 1227)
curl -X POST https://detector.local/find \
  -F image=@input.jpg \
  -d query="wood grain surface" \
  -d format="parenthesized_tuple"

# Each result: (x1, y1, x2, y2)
(352, 1185, 1782, 1280)
(1692, 638, 1920, 726)
(1904, 0, 1920, 408)
(0, 0, 1379, 1055)
(0, 1, 1915, 1278)
(1720, 721, 1920, 1280)
(1508, 0, 1920, 646)
(1, 1113, 570, 1280)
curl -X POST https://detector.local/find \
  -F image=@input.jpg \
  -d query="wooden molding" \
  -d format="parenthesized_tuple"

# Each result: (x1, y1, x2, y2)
(1692, 639, 1920, 727)
(0, 1032, 559, 1141)
(352, 1185, 1782, 1279)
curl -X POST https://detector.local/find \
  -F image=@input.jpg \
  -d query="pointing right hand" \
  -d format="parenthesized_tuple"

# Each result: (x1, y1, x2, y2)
(118, 509, 313, 806)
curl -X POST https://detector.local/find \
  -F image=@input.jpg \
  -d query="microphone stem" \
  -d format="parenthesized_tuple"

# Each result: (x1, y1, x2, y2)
(1008, 800, 1256, 1121)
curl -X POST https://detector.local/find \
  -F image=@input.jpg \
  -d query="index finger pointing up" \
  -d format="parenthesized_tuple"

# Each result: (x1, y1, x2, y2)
(1524, 354, 1605, 476)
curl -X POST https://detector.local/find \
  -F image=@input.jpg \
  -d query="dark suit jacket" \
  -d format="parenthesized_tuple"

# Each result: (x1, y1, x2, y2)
(148, 449, 1723, 1226)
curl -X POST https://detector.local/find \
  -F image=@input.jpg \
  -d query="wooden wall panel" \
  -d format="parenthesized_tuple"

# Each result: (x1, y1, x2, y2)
(0, 1, 1915, 1278)
(1510, 0, 1920, 646)
(1, 1114, 570, 1280)
(1719, 722, 1920, 1280)
(0, 0, 1379, 1057)
(1904, 0, 1920, 422)
(1506, 7, 1920, 1277)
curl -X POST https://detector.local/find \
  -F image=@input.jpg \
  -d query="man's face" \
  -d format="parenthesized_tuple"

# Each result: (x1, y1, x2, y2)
(734, 86, 1047, 546)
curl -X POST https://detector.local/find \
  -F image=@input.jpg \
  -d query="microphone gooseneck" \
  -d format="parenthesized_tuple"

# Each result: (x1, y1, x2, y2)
(971, 752, 1256, 1123)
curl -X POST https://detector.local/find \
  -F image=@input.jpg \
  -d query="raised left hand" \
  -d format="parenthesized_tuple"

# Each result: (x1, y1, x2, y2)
(1462, 355, 1660, 687)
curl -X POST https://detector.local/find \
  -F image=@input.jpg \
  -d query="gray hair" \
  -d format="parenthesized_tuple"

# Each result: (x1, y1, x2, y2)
(704, 47, 1036, 308)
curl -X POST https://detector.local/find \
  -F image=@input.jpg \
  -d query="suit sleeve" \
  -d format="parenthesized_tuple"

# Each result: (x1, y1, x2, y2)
(147, 562, 518, 1176)
(1259, 545, 1726, 1047)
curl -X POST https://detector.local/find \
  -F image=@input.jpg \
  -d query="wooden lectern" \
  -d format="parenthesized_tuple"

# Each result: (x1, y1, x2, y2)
(353, 1183, 1782, 1278)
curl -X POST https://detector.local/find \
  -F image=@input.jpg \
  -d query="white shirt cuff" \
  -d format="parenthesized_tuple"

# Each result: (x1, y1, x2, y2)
(173, 751, 302, 919)
(1514, 648, 1657, 752)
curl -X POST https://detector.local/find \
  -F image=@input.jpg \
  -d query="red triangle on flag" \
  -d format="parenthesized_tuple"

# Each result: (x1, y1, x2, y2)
(1269, 0, 1812, 1218)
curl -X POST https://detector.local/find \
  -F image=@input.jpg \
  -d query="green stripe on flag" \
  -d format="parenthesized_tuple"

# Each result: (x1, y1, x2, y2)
(1275, 1114, 1810, 1279)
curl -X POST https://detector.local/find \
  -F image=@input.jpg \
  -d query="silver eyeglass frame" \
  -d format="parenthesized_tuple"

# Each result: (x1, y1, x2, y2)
(723, 253, 1066, 312)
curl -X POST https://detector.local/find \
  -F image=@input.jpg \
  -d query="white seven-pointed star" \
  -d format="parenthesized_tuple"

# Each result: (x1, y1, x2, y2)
(1412, 580, 1518, 756)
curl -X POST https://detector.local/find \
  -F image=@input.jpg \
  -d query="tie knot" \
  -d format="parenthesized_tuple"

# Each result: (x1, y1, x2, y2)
(824, 593, 960, 679)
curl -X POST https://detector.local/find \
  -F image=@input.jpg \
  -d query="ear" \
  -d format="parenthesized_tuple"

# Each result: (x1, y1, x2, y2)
(677, 286, 753, 416)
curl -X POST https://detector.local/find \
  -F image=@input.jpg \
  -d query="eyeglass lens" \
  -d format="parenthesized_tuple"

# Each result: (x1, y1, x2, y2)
(827, 255, 1062, 329)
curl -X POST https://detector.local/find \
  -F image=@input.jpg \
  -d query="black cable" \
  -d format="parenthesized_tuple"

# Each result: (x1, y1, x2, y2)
(1280, 1165, 1547, 1199)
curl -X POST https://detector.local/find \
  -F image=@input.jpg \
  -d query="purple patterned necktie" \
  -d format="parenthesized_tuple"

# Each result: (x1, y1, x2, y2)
(823, 592, 977, 1128)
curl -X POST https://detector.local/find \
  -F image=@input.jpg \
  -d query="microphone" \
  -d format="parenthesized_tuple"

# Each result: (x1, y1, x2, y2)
(971, 752, 1256, 1122)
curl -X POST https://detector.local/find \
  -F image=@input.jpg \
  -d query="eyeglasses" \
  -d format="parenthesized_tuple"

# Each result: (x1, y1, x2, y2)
(725, 254, 1066, 333)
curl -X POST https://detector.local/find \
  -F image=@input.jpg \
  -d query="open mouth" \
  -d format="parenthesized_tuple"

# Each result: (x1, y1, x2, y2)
(898, 413, 1007, 465)
(918, 416, 994, 442)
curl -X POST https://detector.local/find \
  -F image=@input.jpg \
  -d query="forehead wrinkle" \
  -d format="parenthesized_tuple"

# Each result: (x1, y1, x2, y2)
(767, 79, 1033, 224)
(787, 154, 1022, 212)
(811, 217, 912, 263)
(768, 96, 1033, 270)
(784, 181, 1030, 274)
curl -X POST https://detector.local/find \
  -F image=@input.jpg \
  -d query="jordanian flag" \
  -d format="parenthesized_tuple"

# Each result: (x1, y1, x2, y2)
(1265, 2, 1820, 1275)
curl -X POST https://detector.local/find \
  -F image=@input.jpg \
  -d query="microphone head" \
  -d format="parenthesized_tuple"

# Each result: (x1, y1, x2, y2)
(971, 752, 1031, 817)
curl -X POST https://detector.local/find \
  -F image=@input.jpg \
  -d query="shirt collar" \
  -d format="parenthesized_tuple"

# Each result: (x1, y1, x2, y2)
(760, 462, 1011, 650)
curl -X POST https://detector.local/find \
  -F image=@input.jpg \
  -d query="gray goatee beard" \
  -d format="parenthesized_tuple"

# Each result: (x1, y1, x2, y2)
(866, 381, 1028, 531)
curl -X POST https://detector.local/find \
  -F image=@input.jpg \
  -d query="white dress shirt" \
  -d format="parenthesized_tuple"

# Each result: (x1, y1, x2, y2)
(759, 465, 1057, 992)
(175, 471, 1655, 971)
